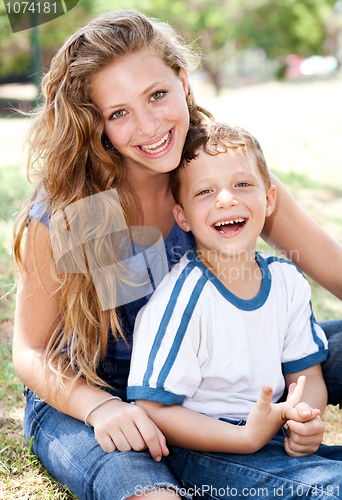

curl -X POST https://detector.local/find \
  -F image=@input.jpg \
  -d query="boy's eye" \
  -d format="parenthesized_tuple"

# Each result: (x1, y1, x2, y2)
(109, 109, 127, 120)
(236, 182, 251, 187)
(150, 91, 167, 102)
(197, 189, 211, 196)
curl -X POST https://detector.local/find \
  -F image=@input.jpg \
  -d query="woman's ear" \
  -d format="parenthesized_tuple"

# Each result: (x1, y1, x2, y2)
(173, 204, 191, 232)
(265, 185, 277, 218)
(179, 70, 189, 97)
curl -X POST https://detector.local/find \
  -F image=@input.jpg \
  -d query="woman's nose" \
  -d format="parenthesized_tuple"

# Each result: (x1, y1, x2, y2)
(135, 106, 161, 137)
(216, 189, 238, 209)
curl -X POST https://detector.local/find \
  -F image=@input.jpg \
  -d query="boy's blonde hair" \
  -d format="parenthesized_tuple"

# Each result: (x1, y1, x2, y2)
(171, 122, 271, 206)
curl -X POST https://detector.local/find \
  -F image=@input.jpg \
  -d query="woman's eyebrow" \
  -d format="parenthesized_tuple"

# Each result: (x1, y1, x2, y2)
(141, 81, 165, 96)
(102, 81, 166, 112)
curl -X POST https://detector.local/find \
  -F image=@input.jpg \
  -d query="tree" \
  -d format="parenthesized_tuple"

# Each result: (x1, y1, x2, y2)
(0, 0, 337, 91)
(97, 0, 336, 91)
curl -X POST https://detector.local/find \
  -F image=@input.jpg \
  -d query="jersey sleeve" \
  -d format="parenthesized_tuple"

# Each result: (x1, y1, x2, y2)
(281, 266, 328, 375)
(28, 198, 50, 228)
(127, 267, 205, 405)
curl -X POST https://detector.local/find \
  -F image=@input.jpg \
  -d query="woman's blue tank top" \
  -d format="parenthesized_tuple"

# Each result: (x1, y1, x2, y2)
(29, 201, 195, 359)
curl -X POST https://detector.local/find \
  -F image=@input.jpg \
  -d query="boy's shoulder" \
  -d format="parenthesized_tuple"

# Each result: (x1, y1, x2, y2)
(259, 252, 309, 290)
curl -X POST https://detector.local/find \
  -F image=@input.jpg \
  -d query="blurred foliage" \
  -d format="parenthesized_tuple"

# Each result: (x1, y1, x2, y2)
(96, 0, 337, 90)
(0, 0, 93, 78)
(0, 0, 339, 90)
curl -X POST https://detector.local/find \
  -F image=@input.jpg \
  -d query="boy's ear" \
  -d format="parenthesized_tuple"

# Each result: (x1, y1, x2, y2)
(173, 204, 191, 232)
(265, 184, 277, 217)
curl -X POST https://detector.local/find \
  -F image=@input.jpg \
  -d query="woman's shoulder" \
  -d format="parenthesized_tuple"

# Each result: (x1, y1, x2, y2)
(28, 198, 51, 228)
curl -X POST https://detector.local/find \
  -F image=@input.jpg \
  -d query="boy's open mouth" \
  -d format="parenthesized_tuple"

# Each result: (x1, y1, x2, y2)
(213, 218, 246, 234)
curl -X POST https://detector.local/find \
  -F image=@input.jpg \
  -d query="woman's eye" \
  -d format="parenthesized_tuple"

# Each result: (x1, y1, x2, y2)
(150, 91, 166, 102)
(109, 109, 127, 120)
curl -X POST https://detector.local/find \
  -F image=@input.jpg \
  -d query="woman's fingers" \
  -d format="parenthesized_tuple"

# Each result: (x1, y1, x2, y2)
(94, 403, 168, 461)
(133, 410, 168, 461)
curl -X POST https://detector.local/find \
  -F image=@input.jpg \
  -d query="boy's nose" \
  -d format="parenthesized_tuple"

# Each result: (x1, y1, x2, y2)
(216, 189, 238, 209)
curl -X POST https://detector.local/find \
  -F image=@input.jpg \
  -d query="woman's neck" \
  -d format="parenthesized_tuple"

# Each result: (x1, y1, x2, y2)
(127, 170, 176, 238)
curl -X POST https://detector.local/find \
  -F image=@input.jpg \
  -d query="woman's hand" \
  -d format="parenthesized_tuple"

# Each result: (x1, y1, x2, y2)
(88, 398, 169, 461)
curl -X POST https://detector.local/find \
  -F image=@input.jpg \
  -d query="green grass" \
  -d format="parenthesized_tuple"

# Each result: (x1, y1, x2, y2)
(0, 436, 77, 499)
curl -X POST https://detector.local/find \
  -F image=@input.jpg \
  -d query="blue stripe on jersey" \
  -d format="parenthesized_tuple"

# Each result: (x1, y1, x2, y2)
(282, 350, 328, 375)
(156, 273, 207, 390)
(186, 249, 272, 311)
(142, 260, 196, 386)
(265, 255, 326, 354)
(127, 386, 185, 405)
(309, 302, 325, 350)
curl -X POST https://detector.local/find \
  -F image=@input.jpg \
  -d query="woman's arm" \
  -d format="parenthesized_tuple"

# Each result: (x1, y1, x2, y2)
(262, 174, 342, 299)
(13, 218, 167, 460)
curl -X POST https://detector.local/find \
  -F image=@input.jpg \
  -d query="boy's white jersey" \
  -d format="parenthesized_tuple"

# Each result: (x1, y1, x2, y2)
(127, 249, 328, 421)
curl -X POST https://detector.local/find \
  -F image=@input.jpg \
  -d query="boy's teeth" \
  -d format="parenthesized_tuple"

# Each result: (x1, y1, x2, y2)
(140, 132, 171, 154)
(214, 218, 245, 227)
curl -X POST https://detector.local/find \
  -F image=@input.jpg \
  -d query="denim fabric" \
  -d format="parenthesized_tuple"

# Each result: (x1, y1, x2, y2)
(168, 438, 342, 500)
(320, 320, 342, 407)
(23, 360, 184, 500)
(23, 320, 342, 499)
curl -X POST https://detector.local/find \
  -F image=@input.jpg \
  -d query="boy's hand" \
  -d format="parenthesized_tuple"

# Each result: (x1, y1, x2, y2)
(245, 376, 307, 452)
(284, 401, 323, 457)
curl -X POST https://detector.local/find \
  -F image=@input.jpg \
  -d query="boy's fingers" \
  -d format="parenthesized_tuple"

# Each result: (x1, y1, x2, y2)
(256, 384, 273, 407)
(287, 376, 306, 407)
(295, 403, 320, 420)
(286, 382, 296, 399)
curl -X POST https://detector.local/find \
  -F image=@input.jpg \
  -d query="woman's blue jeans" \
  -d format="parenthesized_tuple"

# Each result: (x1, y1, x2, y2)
(23, 320, 342, 500)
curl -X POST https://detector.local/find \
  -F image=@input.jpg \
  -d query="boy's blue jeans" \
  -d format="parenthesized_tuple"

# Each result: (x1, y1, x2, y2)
(23, 320, 342, 500)
(167, 424, 342, 500)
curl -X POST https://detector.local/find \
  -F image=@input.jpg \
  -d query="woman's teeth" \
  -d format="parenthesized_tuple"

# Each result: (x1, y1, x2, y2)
(140, 132, 171, 154)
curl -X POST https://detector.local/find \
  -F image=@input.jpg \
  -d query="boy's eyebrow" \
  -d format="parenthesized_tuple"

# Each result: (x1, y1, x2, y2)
(190, 170, 257, 188)
(190, 178, 213, 189)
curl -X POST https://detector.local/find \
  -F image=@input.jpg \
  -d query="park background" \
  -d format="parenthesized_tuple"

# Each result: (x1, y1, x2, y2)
(0, 0, 342, 498)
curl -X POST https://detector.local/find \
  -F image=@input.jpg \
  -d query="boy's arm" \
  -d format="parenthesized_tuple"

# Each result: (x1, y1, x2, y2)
(136, 377, 307, 455)
(284, 364, 327, 457)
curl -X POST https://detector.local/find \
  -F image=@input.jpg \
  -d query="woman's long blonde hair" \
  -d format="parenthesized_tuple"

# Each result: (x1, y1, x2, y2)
(13, 10, 212, 391)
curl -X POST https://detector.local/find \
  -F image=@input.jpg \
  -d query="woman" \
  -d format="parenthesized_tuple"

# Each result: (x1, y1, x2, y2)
(12, 10, 342, 500)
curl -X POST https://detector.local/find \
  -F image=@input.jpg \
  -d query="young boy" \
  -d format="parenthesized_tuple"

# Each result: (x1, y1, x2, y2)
(127, 123, 342, 498)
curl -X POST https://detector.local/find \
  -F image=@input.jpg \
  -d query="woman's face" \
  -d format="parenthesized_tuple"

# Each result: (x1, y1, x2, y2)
(90, 50, 190, 178)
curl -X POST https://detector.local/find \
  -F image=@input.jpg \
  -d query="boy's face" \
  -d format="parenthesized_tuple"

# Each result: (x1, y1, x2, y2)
(173, 147, 276, 259)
